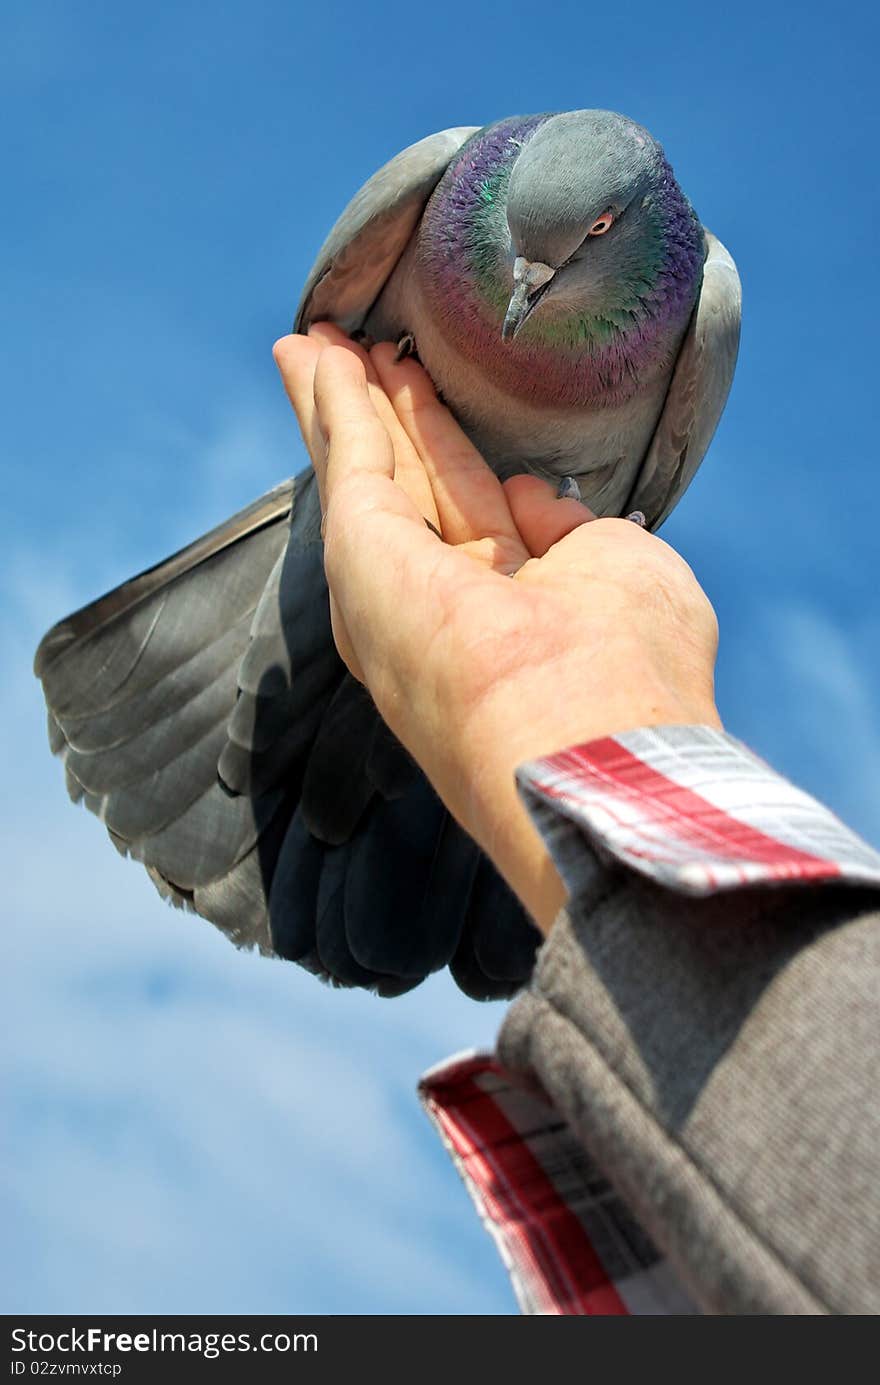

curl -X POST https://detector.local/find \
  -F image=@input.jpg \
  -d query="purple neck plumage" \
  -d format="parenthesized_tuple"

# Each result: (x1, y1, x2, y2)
(415, 115, 705, 409)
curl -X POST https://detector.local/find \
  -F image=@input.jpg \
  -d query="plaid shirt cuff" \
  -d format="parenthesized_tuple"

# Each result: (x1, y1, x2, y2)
(515, 724, 880, 897)
(421, 727, 880, 1316)
(419, 1051, 698, 1316)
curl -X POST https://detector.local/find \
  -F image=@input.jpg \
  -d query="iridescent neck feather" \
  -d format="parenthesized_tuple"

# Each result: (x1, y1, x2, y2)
(416, 115, 705, 409)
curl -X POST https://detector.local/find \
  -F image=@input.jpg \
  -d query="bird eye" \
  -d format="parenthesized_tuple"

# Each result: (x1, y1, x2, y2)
(587, 211, 614, 236)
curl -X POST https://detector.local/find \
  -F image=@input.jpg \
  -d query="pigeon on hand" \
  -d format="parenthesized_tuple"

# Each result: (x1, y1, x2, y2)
(35, 110, 741, 1000)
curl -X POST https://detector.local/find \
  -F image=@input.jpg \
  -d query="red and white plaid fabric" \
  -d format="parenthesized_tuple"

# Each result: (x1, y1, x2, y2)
(420, 1052, 697, 1315)
(517, 725, 880, 894)
(422, 727, 880, 1315)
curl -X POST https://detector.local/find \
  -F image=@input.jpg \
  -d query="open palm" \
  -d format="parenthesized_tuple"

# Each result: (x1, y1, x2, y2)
(274, 323, 719, 925)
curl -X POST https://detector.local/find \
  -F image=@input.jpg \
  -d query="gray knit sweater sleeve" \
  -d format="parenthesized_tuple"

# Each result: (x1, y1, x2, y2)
(497, 726, 880, 1314)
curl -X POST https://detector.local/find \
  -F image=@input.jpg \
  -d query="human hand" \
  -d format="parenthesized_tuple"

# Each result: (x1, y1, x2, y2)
(273, 324, 721, 930)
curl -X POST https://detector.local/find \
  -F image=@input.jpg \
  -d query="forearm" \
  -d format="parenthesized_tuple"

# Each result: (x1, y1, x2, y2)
(463, 763, 568, 932)
(449, 665, 722, 933)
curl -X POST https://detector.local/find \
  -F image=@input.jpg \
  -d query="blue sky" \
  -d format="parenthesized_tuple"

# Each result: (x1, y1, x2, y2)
(3, 0, 879, 1314)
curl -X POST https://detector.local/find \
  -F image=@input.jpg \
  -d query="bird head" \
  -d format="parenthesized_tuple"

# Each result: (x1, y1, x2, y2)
(500, 110, 692, 342)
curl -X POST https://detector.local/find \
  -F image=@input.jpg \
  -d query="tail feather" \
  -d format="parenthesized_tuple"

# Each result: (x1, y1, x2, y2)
(268, 807, 326, 962)
(315, 844, 386, 989)
(299, 677, 383, 845)
(365, 717, 420, 800)
(343, 776, 454, 977)
(468, 859, 541, 982)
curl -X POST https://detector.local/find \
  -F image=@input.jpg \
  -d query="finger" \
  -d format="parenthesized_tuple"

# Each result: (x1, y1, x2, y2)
(273, 333, 328, 498)
(370, 342, 519, 547)
(309, 327, 439, 526)
(311, 346, 396, 496)
(313, 348, 424, 651)
(311, 347, 459, 691)
(306, 320, 363, 351)
(275, 330, 438, 526)
(502, 474, 595, 557)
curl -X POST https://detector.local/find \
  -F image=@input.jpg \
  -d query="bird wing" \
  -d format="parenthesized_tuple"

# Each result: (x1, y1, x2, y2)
(625, 230, 742, 529)
(36, 469, 538, 998)
(35, 481, 298, 950)
(295, 126, 480, 333)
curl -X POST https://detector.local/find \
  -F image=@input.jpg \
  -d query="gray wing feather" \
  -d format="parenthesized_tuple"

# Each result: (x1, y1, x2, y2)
(36, 481, 296, 935)
(127, 780, 285, 890)
(61, 666, 239, 794)
(217, 483, 340, 796)
(87, 724, 232, 842)
(626, 231, 742, 529)
(56, 620, 251, 754)
(295, 126, 479, 333)
(35, 482, 294, 682)
(192, 843, 279, 953)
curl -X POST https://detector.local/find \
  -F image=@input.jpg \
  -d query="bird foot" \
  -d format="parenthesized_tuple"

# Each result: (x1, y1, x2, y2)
(625, 510, 647, 527)
(395, 332, 420, 363)
(556, 476, 582, 502)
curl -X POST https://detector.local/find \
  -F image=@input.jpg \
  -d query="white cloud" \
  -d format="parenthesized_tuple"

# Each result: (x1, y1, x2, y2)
(761, 601, 880, 844)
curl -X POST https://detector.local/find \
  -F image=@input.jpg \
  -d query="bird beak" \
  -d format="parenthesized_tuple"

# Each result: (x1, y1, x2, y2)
(502, 257, 556, 340)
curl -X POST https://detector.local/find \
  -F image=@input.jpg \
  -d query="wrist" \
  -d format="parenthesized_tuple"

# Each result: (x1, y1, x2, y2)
(474, 772, 569, 933)
(452, 691, 722, 933)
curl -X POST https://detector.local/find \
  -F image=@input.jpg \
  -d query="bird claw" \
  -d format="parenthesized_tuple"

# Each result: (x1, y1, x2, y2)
(556, 476, 582, 502)
(395, 332, 419, 363)
(625, 510, 647, 527)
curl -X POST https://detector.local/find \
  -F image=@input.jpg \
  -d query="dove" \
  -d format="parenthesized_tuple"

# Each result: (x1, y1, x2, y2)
(35, 110, 741, 1000)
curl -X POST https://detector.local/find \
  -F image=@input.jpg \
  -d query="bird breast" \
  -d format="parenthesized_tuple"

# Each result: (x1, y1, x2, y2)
(367, 240, 674, 516)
